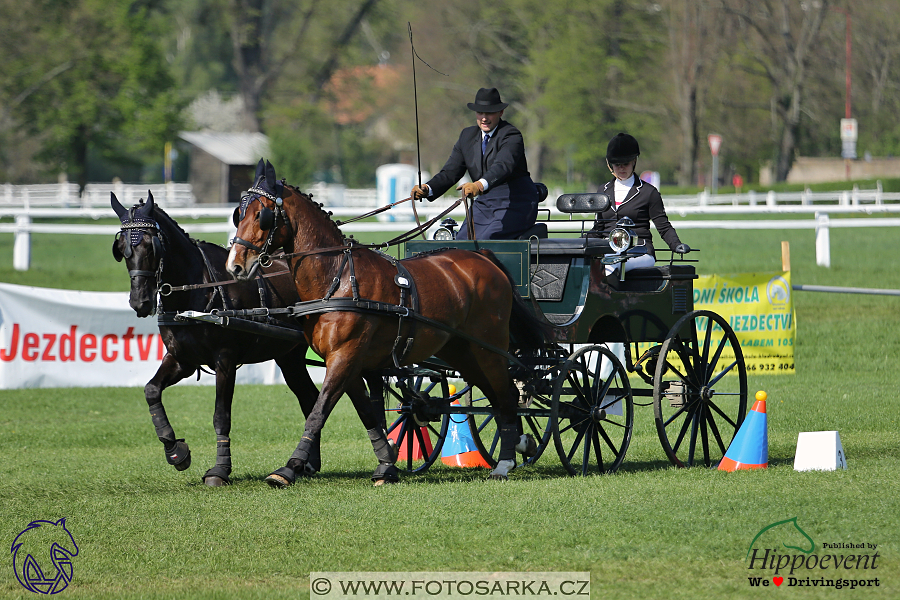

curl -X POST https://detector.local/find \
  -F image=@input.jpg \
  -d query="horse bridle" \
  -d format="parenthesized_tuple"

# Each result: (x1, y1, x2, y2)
(117, 211, 166, 310)
(232, 185, 288, 269)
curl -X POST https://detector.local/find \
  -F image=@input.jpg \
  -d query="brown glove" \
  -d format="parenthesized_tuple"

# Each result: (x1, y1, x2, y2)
(410, 184, 430, 200)
(457, 181, 484, 198)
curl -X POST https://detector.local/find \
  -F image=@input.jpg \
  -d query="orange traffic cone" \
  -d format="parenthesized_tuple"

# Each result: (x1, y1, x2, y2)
(441, 401, 491, 468)
(718, 390, 769, 471)
(388, 424, 434, 461)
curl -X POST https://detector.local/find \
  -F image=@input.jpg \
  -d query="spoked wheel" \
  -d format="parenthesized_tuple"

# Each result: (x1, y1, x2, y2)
(383, 374, 450, 474)
(653, 310, 748, 468)
(551, 345, 634, 475)
(461, 384, 553, 469)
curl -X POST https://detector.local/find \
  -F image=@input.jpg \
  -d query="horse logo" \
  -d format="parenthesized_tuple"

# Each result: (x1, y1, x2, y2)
(747, 516, 815, 559)
(766, 276, 791, 307)
(11, 518, 79, 594)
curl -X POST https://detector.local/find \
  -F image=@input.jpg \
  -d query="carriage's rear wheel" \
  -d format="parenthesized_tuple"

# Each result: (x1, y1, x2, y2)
(551, 345, 634, 475)
(653, 310, 748, 468)
(383, 374, 449, 474)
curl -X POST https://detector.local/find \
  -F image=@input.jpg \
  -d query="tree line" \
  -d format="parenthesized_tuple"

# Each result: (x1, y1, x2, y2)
(2, 0, 898, 190)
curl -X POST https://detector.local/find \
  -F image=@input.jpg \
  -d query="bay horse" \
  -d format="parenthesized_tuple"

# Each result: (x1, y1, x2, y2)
(226, 160, 546, 484)
(111, 190, 322, 486)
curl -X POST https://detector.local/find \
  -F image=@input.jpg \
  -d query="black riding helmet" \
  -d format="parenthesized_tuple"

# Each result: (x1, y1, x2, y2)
(606, 133, 640, 164)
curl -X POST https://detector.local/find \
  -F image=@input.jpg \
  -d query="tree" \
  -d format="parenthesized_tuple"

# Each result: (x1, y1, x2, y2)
(723, 0, 831, 182)
(2, 0, 184, 188)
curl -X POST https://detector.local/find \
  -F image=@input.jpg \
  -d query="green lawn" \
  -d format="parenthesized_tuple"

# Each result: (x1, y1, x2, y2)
(1, 221, 899, 599)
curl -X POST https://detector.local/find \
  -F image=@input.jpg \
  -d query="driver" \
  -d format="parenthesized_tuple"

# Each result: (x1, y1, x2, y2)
(588, 133, 690, 282)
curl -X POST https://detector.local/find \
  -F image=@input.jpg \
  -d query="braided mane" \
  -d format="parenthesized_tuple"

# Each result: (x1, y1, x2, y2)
(286, 183, 345, 239)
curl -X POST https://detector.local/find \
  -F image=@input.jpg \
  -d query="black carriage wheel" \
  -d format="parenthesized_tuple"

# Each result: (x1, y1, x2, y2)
(551, 345, 634, 476)
(461, 383, 553, 469)
(383, 375, 450, 474)
(653, 310, 748, 468)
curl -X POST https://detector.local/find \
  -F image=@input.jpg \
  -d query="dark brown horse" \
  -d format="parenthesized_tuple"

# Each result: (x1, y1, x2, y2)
(226, 160, 546, 484)
(111, 191, 321, 486)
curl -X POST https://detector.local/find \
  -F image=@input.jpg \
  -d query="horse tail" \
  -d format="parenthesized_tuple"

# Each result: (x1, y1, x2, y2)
(476, 249, 552, 348)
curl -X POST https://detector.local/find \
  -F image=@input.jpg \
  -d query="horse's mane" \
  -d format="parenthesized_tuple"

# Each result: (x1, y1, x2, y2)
(136, 200, 201, 248)
(285, 183, 346, 240)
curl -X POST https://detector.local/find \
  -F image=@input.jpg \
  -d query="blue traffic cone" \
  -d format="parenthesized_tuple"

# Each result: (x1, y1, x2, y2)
(441, 402, 490, 468)
(718, 391, 768, 471)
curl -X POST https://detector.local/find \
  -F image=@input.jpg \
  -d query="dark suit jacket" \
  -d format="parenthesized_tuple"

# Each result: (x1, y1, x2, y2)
(593, 177, 682, 258)
(426, 120, 538, 239)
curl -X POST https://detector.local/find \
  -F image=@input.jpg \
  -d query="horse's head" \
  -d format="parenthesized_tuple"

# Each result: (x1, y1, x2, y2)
(12, 518, 79, 594)
(111, 191, 166, 317)
(227, 159, 290, 280)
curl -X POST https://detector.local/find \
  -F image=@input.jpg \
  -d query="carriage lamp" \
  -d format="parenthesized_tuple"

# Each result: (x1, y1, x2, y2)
(433, 217, 458, 240)
(609, 217, 636, 253)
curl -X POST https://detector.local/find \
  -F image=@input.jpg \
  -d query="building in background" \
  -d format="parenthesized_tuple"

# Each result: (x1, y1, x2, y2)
(178, 132, 270, 204)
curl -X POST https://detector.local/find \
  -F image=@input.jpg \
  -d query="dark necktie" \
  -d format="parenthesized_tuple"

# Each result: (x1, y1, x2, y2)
(481, 134, 488, 156)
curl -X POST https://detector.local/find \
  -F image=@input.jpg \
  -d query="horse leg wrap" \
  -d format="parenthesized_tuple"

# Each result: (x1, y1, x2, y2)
(498, 423, 519, 462)
(149, 402, 176, 450)
(368, 428, 394, 464)
(203, 435, 232, 484)
(166, 439, 192, 471)
(286, 436, 314, 473)
(368, 428, 399, 483)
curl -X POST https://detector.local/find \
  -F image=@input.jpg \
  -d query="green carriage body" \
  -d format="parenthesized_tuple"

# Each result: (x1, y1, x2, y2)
(404, 238, 696, 346)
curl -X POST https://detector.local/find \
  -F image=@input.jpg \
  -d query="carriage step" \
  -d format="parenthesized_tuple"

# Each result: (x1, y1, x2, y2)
(661, 381, 686, 407)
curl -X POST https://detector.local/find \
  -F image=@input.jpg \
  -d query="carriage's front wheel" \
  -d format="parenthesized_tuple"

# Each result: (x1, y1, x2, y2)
(551, 345, 634, 475)
(653, 310, 748, 468)
(383, 375, 449, 474)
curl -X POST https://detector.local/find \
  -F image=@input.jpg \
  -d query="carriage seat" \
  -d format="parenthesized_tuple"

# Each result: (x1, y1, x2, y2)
(516, 222, 548, 239)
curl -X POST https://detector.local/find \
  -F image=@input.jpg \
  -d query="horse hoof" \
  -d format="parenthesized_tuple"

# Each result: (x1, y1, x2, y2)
(265, 466, 296, 488)
(204, 475, 228, 487)
(166, 439, 192, 471)
(489, 473, 509, 481)
(265, 474, 291, 488)
(373, 478, 398, 487)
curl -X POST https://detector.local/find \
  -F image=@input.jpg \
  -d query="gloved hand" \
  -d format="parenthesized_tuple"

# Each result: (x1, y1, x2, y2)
(410, 184, 430, 200)
(457, 181, 484, 198)
(675, 243, 691, 254)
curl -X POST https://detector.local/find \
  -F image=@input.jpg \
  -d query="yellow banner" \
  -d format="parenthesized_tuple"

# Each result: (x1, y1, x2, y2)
(694, 272, 796, 374)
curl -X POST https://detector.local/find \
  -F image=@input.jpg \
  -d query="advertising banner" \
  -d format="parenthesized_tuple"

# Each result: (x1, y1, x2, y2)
(0, 283, 294, 389)
(693, 272, 796, 374)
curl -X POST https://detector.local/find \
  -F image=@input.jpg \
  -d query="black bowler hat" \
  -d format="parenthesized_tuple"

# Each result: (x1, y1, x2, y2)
(606, 133, 641, 163)
(467, 87, 509, 112)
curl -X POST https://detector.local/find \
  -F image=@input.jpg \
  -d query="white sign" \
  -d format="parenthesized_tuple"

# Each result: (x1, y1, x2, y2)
(708, 134, 723, 157)
(0, 283, 288, 389)
(840, 118, 858, 142)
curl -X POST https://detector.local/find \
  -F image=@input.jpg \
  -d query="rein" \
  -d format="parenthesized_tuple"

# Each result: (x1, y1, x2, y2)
(258, 196, 463, 266)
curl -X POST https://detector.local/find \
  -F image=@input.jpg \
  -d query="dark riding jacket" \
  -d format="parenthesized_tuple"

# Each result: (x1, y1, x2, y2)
(591, 177, 682, 258)
(425, 119, 538, 239)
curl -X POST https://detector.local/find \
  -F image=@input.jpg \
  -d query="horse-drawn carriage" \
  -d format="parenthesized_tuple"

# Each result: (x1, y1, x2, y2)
(115, 160, 747, 484)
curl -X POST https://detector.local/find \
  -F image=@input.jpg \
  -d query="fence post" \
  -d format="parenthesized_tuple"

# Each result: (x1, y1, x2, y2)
(14, 215, 31, 271)
(851, 185, 859, 207)
(815, 211, 831, 268)
(748, 190, 757, 206)
(766, 190, 776, 207)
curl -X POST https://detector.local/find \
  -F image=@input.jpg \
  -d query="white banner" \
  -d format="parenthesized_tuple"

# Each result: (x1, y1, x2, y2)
(0, 283, 295, 389)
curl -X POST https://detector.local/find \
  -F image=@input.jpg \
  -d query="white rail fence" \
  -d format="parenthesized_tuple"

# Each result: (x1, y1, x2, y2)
(3, 181, 900, 271)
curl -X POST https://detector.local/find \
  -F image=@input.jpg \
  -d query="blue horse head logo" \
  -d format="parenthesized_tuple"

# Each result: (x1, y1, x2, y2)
(11, 519, 79, 594)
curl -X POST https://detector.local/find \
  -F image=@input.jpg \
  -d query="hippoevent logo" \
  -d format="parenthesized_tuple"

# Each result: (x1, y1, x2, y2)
(765, 275, 790, 307)
(11, 519, 79, 594)
(746, 517, 880, 590)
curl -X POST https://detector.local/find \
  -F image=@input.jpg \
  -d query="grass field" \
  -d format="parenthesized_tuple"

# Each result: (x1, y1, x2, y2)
(1, 219, 899, 599)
